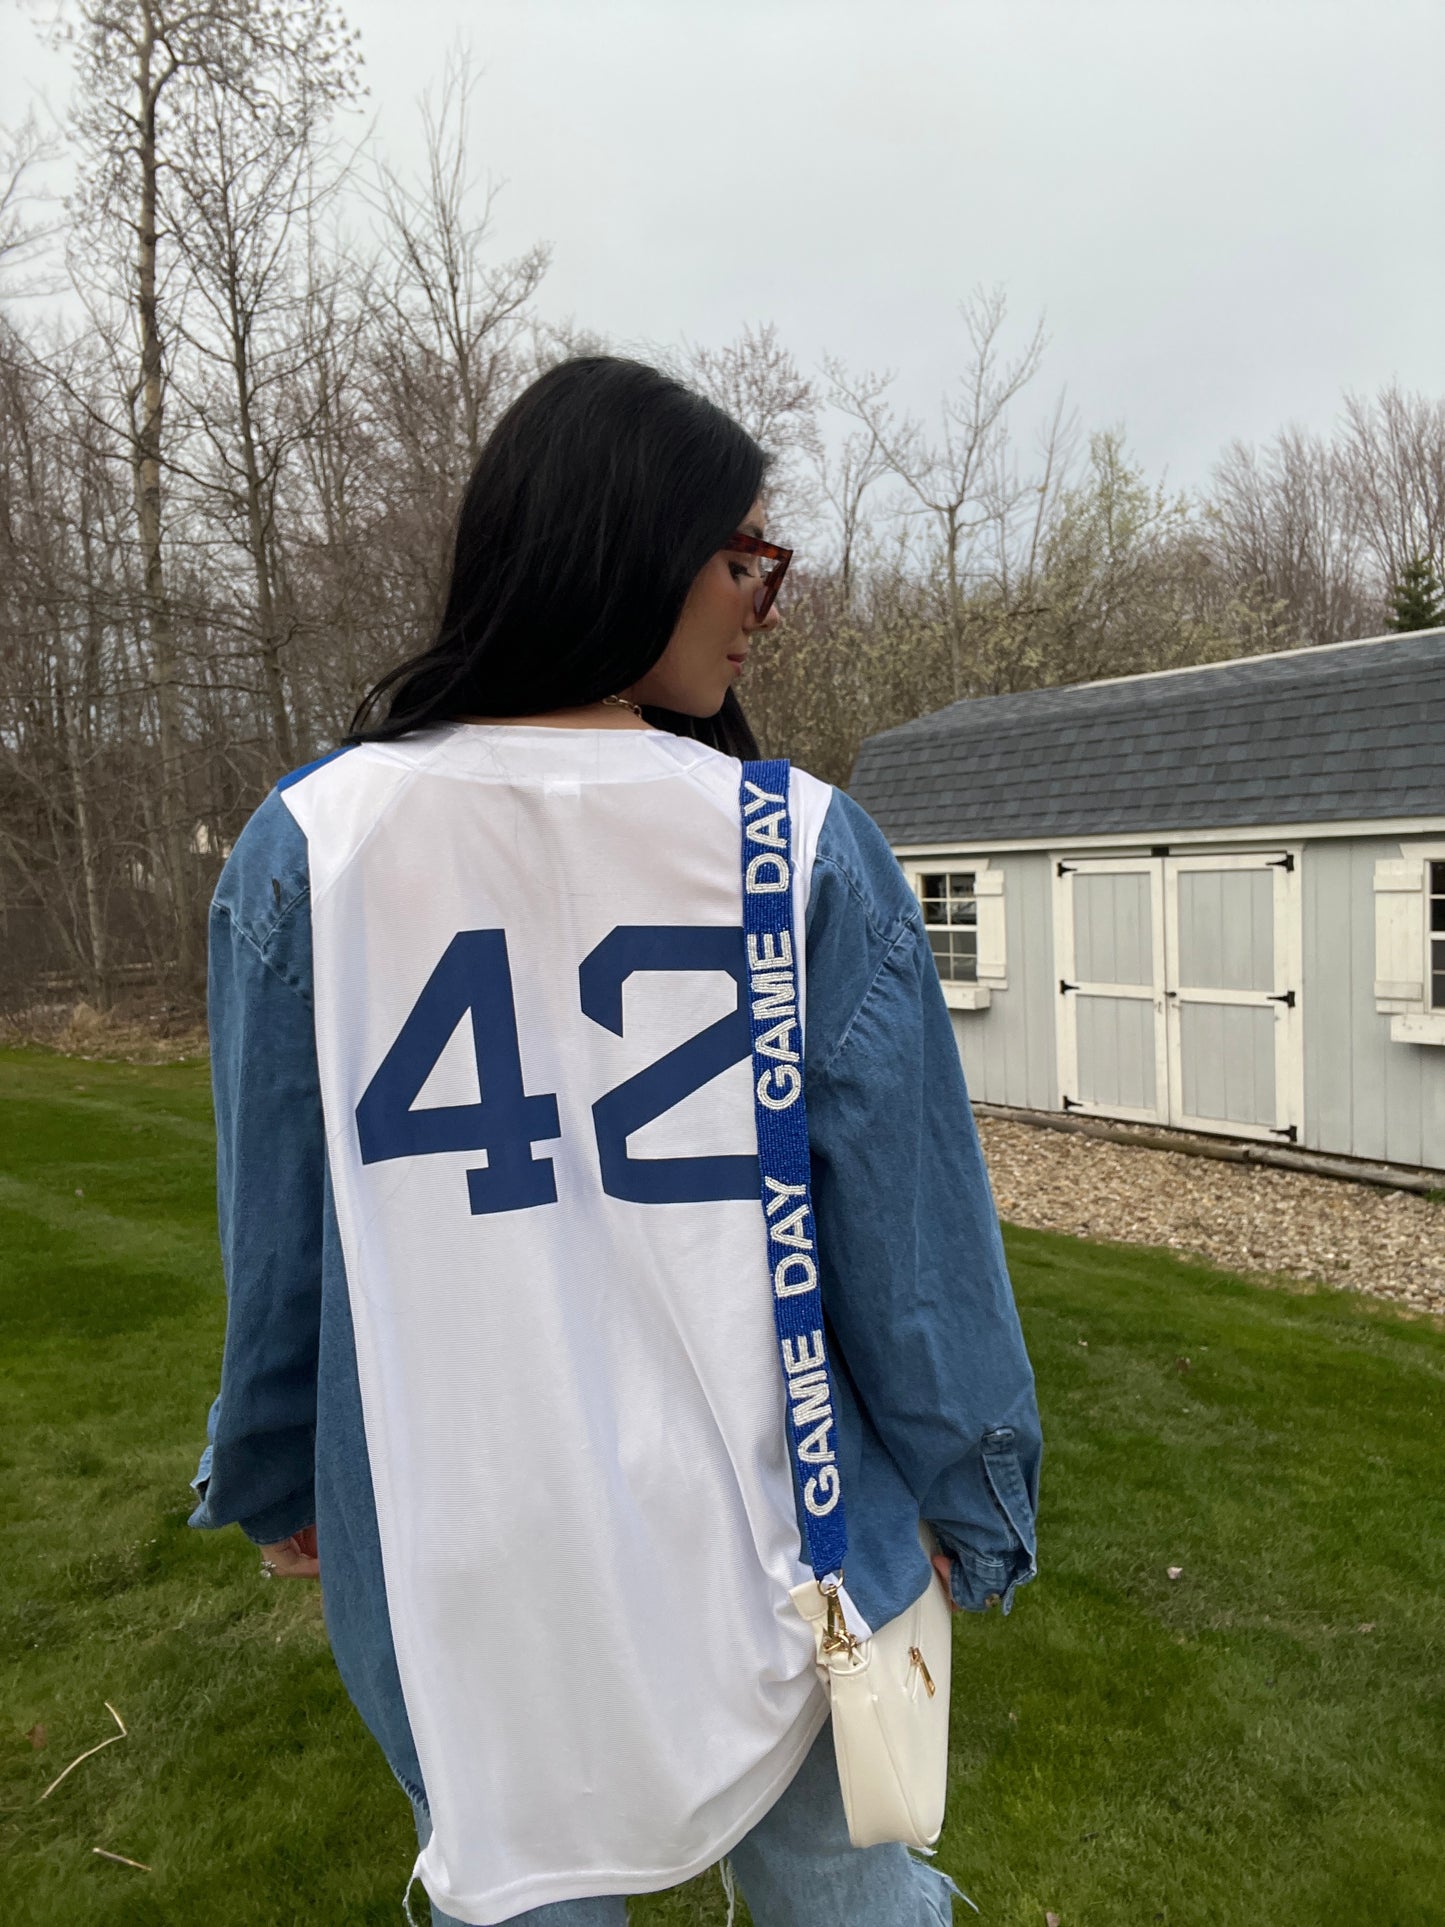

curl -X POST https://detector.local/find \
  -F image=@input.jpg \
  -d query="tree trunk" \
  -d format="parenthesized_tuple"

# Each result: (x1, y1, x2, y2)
(232, 312, 295, 767)
(133, 0, 197, 982)
(55, 661, 109, 1006)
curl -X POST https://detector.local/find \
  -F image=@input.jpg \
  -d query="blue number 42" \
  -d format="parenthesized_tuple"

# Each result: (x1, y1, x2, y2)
(355, 925, 760, 1214)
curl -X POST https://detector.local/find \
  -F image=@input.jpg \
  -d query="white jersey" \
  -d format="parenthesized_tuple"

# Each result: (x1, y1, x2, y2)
(279, 721, 867, 1926)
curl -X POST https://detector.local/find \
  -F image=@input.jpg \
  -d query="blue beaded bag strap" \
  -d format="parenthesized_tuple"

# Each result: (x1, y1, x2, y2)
(739, 759, 849, 1603)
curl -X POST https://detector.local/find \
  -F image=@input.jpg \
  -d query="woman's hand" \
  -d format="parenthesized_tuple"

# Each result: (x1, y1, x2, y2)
(931, 1551, 960, 1613)
(258, 1524, 320, 1579)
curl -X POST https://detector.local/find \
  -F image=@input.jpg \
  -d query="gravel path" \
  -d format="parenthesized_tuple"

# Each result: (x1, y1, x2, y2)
(976, 1116, 1445, 1317)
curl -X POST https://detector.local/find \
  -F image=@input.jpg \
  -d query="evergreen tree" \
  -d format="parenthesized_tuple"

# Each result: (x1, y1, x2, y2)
(1386, 554, 1445, 632)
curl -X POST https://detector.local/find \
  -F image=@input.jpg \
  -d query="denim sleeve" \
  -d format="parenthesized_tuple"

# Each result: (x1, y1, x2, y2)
(187, 792, 324, 1547)
(806, 790, 1042, 1614)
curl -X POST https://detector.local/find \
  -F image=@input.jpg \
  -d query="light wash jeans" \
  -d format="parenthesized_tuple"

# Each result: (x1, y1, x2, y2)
(408, 1716, 972, 1926)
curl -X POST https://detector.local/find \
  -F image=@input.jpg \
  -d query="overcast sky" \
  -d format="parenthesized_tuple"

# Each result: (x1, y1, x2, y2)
(4, 0, 1442, 496)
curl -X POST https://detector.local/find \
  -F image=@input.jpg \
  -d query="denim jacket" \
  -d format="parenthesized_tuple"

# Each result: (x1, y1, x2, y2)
(188, 758, 1042, 1811)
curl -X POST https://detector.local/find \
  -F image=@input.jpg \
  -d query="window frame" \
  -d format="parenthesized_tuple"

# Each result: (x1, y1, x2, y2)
(916, 868, 981, 987)
(1375, 841, 1445, 1047)
(904, 857, 1006, 1011)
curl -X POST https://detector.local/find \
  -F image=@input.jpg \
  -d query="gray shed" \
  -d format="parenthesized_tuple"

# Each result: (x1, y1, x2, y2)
(848, 627, 1445, 1173)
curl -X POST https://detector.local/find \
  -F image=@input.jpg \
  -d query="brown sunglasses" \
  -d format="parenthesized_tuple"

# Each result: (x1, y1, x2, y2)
(725, 531, 793, 621)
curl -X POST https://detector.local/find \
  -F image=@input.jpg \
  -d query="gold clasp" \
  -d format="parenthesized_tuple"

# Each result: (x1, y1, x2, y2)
(819, 1573, 859, 1658)
(909, 1645, 936, 1697)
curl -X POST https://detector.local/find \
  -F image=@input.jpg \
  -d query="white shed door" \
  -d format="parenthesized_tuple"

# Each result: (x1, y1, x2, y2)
(1055, 852, 1301, 1144)
(1164, 853, 1300, 1142)
(1054, 858, 1169, 1124)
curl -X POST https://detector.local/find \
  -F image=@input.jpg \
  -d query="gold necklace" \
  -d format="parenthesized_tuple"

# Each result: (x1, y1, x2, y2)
(602, 693, 644, 719)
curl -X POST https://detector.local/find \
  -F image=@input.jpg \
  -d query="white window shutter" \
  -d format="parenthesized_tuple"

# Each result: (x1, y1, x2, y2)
(1373, 857, 1426, 1011)
(975, 869, 1007, 988)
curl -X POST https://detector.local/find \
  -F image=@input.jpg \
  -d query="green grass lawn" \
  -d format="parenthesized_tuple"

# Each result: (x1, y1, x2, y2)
(2, 1045, 1443, 1927)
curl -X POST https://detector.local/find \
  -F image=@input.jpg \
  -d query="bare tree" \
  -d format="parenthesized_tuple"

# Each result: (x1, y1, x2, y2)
(353, 47, 550, 653)
(371, 49, 550, 469)
(280, 244, 380, 742)
(0, 328, 144, 1002)
(661, 320, 825, 547)
(1205, 424, 1373, 648)
(829, 286, 1070, 699)
(1340, 383, 1445, 604)
(160, 0, 363, 769)
(814, 359, 895, 610)
(63, 0, 200, 970)
(34, 0, 372, 972)
(1018, 430, 1224, 688)
(0, 110, 67, 296)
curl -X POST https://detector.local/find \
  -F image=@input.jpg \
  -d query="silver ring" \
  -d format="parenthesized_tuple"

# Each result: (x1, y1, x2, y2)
(260, 1559, 278, 1579)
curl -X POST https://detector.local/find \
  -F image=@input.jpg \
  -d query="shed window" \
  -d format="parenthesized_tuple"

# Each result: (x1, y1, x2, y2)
(919, 871, 978, 981)
(1432, 861, 1445, 1010)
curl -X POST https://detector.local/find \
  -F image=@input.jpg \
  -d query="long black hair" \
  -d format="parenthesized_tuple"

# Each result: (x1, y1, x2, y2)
(347, 355, 770, 758)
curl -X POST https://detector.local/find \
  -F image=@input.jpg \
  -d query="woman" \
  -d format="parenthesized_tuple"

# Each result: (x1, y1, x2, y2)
(188, 355, 1041, 1927)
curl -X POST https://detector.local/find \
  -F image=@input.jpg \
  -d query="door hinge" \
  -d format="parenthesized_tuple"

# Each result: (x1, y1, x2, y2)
(1060, 979, 1078, 994)
(1268, 853, 1295, 871)
(1269, 1124, 1298, 1141)
(1057, 860, 1076, 877)
(1267, 989, 1296, 1007)
(1061, 1094, 1078, 1111)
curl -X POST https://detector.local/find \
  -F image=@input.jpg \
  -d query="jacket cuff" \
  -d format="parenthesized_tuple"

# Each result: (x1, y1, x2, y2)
(927, 1419, 1040, 1615)
(186, 1468, 316, 1547)
(941, 1539, 1038, 1614)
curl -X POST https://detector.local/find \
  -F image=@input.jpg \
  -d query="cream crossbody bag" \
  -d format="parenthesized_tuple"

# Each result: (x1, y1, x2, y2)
(740, 759, 952, 1852)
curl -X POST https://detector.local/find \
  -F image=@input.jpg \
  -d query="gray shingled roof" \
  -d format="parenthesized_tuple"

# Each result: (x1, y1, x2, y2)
(847, 627, 1445, 844)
